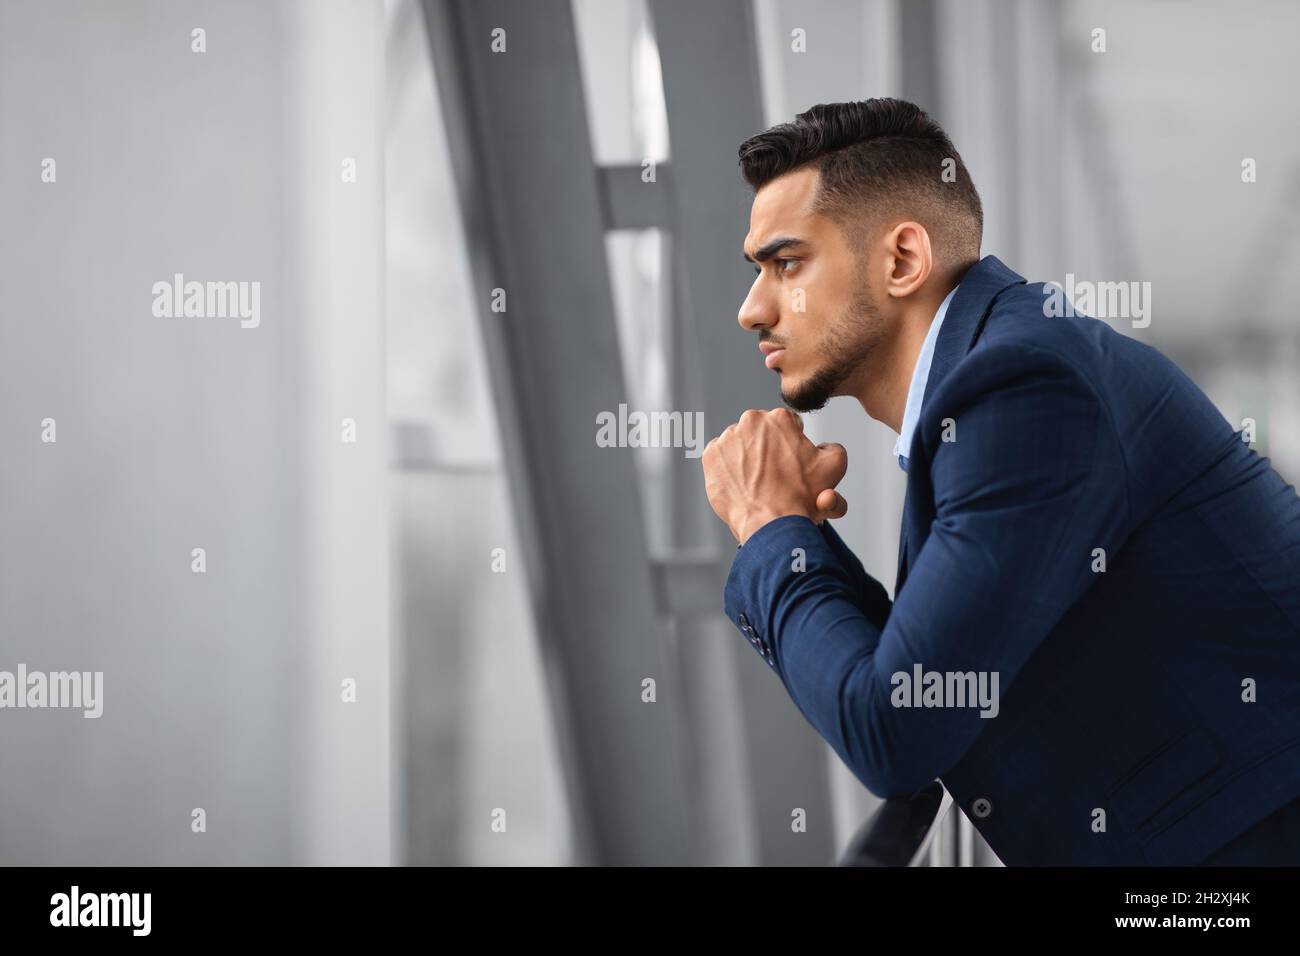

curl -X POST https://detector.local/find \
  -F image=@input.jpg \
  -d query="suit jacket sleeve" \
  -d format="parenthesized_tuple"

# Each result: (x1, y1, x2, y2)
(722, 344, 1130, 797)
(816, 519, 893, 631)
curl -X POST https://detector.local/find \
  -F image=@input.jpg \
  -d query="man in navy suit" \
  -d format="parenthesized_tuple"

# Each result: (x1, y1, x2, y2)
(701, 98, 1300, 865)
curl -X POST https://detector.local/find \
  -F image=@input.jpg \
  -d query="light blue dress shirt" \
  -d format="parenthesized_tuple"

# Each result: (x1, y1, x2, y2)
(893, 286, 958, 472)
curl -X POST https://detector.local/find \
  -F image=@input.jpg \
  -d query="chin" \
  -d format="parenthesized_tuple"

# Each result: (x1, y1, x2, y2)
(780, 378, 831, 413)
(779, 362, 843, 413)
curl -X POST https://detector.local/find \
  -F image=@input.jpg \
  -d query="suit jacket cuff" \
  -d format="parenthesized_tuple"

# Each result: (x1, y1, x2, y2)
(723, 514, 833, 673)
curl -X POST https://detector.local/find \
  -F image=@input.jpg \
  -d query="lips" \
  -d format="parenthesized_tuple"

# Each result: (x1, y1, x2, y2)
(759, 341, 787, 370)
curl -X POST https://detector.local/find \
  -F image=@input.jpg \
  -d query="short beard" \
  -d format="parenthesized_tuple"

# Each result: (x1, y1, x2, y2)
(781, 275, 886, 413)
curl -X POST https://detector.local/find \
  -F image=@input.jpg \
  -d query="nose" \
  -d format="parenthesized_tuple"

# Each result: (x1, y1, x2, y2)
(737, 276, 777, 332)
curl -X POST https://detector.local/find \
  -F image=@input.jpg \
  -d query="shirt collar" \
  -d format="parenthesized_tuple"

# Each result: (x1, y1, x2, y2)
(893, 285, 958, 464)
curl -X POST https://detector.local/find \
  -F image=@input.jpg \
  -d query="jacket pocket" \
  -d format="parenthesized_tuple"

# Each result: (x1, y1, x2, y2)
(1106, 728, 1221, 831)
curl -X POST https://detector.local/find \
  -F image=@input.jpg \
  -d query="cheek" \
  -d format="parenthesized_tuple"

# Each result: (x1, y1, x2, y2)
(783, 276, 824, 331)
(783, 263, 848, 322)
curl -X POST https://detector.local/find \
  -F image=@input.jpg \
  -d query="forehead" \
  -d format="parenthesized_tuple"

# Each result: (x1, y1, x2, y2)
(744, 166, 823, 254)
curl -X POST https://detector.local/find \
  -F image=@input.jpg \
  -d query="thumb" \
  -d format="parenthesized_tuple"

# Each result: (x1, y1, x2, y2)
(815, 488, 848, 521)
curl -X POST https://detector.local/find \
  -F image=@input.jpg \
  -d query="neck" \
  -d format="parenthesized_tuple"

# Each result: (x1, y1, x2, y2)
(849, 282, 955, 432)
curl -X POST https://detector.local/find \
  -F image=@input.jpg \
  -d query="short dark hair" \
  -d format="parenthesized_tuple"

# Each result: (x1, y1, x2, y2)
(738, 98, 982, 269)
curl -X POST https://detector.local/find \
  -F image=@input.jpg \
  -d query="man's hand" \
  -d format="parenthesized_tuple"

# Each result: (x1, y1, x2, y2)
(701, 408, 849, 545)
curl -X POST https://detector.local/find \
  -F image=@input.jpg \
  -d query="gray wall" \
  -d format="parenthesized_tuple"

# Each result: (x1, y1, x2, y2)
(0, 0, 389, 865)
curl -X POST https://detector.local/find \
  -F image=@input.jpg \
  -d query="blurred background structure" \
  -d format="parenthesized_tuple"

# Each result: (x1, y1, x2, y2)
(3, 0, 1299, 865)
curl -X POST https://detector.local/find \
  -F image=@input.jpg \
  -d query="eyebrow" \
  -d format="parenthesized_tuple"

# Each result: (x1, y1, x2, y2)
(743, 236, 808, 264)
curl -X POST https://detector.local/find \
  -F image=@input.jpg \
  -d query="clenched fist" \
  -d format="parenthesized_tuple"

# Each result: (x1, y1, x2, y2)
(701, 407, 849, 545)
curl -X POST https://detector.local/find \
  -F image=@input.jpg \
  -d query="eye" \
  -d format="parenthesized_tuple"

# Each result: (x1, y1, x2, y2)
(776, 258, 800, 275)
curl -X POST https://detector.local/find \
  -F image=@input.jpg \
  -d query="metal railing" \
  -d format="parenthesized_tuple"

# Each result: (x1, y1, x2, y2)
(838, 782, 954, 867)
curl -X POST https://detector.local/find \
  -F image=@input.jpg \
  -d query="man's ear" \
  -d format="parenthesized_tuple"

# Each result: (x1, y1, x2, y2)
(884, 221, 934, 299)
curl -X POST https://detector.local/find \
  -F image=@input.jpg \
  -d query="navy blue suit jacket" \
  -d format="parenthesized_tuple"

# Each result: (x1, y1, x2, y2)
(724, 254, 1300, 865)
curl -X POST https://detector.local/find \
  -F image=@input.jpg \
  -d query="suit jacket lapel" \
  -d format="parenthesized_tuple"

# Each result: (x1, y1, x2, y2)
(895, 480, 913, 595)
(921, 254, 1027, 409)
(893, 255, 1027, 597)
